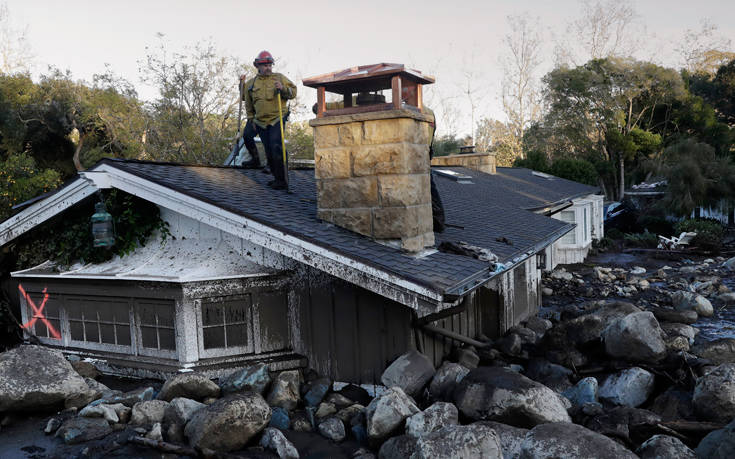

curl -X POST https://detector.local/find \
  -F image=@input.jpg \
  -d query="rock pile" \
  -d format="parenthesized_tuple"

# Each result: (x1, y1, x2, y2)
(1, 255, 734, 457)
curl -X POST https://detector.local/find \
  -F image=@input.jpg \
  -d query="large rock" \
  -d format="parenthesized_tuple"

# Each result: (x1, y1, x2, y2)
(649, 388, 695, 421)
(405, 402, 458, 438)
(691, 338, 735, 365)
(637, 434, 696, 459)
(365, 387, 420, 440)
(380, 350, 435, 398)
(671, 291, 713, 317)
(544, 301, 641, 348)
(584, 406, 662, 443)
(598, 368, 655, 407)
(661, 322, 697, 341)
(602, 312, 667, 362)
(696, 418, 735, 459)
(379, 435, 418, 459)
(518, 422, 637, 459)
(260, 427, 299, 459)
(79, 403, 129, 423)
(474, 421, 528, 459)
(185, 393, 271, 452)
(164, 397, 205, 425)
(652, 308, 698, 324)
(525, 359, 573, 392)
(318, 416, 346, 442)
(304, 377, 332, 407)
(412, 424, 502, 459)
(267, 370, 301, 410)
(428, 362, 470, 401)
(56, 417, 113, 444)
(0, 345, 89, 412)
(219, 363, 271, 395)
(158, 372, 220, 402)
(693, 363, 735, 423)
(92, 386, 155, 407)
(453, 367, 571, 428)
(723, 256, 735, 270)
(561, 377, 598, 409)
(131, 400, 170, 425)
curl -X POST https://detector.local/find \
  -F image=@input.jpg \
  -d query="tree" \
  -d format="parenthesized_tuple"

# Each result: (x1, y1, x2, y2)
(539, 58, 686, 199)
(554, 0, 641, 66)
(475, 118, 517, 166)
(500, 13, 543, 161)
(677, 19, 734, 76)
(0, 2, 32, 74)
(141, 37, 252, 164)
(652, 138, 735, 216)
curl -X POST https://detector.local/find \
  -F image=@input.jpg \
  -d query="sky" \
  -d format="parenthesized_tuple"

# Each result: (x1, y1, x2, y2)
(6, 0, 735, 137)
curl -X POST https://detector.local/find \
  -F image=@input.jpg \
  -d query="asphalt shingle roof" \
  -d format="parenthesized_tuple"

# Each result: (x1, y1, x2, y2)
(101, 159, 576, 295)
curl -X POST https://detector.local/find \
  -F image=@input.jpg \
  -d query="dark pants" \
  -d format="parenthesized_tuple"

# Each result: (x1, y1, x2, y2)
(256, 122, 287, 185)
(241, 120, 260, 166)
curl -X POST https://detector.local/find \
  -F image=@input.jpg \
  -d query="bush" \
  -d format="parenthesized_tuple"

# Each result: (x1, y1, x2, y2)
(636, 214, 675, 236)
(549, 158, 598, 186)
(606, 228, 624, 240)
(674, 218, 724, 252)
(623, 231, 658, 248)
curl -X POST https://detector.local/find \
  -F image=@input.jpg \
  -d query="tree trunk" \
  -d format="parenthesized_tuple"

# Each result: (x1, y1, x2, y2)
(72, 132, 86, 171)
(618, 155, 625, 201)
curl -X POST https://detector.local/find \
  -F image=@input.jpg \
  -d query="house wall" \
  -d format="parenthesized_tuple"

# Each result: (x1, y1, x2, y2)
(548, 194, 603, 268)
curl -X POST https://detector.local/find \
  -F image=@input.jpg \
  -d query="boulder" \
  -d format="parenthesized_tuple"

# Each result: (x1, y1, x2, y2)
(474, 421, 528, 459)
(696, 418, 735, 459)
(497, 333, 523, 356)
(291, 411, 313, 432)
(92, 386, 155, 407)
(365, 387, 420, 441)
(269, 406, 291, 430)
(561, 377, 598, 409)
(379, 435, 418, 459)
(79, 403, 128, 423)
(661, 323, 697, 341)
(637, 434, 696, 459)
(158, 373, 220, 402)
(304, 377, 332, 407)
(146, 422, 163, 441)
(718, 292, 735, 304)
(584, 406, 662, 443)
(598, 368, 655, 407)
(525, 358, 573, 392)
(455, 348, 480, 369)
(219, 363, 271, 395)
(318, 416, 346, 442)
(671, 291, 714, 317)
(336, 384, 371, 406)
(428, 362, 470, 401)
(518, 422, 637, 459)
(325, 392, 356, 409)
(0, 345, 89, 412)
(71, 361, 100, 379)
(164, 397, 205, 425)
(315, 402, 337, 419)
(412, 424, 502, 459)
(131, 400, 170, 426)
(335, 404, 363, 425)
(545, 302, 641, 349)
(550, 268, 573, 281)
(693, 363, 735, 423)
(453, 367, 571, 428)
(602, 311, 667, 362)
(260, 427, 299, 459)
(691, 338, 735, 365)
(405, 402, 458, 438)
(722, 256, 735, 270)
(56, 416, 112, 444)
(525, 316, 552, 340)
(380, 350, 435, 398)
(267, 370, 301, 410)
(652, 308, 698, 324)
(185, 393, 271, 452)
(649, 388, 695, 421)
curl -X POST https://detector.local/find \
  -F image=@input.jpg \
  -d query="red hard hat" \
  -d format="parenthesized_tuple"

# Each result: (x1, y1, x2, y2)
(254, 50, 274, 66)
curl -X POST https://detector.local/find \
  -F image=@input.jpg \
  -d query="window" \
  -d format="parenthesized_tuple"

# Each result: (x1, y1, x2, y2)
(68, 299, 131, 347)
(137, 301, 176, 351)
(559, 210, 577, 245)
(25, 292, 62, 341)
(200, 297, 251, 351)
(583, 206, 589, 242)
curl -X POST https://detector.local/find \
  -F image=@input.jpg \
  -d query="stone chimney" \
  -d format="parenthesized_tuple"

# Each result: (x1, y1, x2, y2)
(304, 64, 435, 252)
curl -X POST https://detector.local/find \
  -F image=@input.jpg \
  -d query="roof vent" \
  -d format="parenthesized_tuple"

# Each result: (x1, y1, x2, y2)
(434, 169, 473, 184)
(532, 171, 555, 180)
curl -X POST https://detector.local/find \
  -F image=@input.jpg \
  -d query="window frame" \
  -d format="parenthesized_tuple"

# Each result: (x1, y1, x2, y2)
(195, 294, 254, 359)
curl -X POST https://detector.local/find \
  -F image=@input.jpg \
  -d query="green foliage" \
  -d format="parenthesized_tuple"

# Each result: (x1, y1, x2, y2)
(13, 190, 169, 270)
(653, 138, 735, 216)
(675, 218, 724, 253)
(286, 121, 314, 160)
(636, 214, 674, 236)
(433, 135, 463, 157)
(606, 228, 624, 240)
(549, 158, 598, 185)
(513, 150, 550, 172)
(623, 231, 658, 248)
(0, 152, 61, 221)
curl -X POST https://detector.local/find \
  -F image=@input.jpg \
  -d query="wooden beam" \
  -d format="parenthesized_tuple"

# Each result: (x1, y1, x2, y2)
(317, 86, 326, 118)
(344, 92, 352, 108)
(391, 75, 402, 110)
(417, 84, 423, 110)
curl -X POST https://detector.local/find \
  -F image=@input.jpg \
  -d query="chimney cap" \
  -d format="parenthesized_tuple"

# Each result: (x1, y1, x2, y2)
(303, 63, 434, 93)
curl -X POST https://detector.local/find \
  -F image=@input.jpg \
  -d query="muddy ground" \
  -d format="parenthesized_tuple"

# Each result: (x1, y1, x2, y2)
(0, 249, 732, 459)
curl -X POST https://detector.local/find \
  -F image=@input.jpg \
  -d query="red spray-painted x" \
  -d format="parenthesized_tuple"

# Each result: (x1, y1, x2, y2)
(18, 284, 61, 340)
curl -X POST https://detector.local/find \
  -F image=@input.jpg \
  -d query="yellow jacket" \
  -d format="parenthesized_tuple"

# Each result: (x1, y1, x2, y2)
(244, 73, 297, 128)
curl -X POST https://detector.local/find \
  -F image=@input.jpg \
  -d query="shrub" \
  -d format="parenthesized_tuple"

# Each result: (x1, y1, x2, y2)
(674, 218, 724, 253)
(623, 231, 658, 248)
(606, 228, 624, 240)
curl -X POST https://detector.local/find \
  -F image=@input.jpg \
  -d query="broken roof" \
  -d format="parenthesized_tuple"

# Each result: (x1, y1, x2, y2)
(1, 158, 576, 316)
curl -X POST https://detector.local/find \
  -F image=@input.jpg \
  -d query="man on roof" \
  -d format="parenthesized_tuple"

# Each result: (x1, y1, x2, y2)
(240, 51, 297, 190)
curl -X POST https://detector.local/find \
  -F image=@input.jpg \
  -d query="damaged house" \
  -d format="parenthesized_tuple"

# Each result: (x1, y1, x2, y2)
(0, 64, 600, 383)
